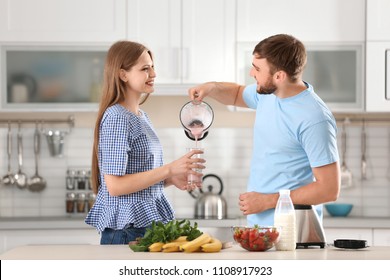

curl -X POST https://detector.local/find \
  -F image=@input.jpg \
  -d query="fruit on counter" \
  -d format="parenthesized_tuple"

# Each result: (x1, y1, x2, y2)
(232, 225, 280, 252)
(129, 219, 202, 252)
(145, 235, 223, 253)
(201, 237, 223, 253)
(180, 233, 212, 253)
(172, 236, 188, 242)
(162, 241, 188, 252)
(148, 242, 165, 252)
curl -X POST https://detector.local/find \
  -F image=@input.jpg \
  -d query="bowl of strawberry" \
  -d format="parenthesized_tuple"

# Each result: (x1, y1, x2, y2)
(232, 225, 280, 251)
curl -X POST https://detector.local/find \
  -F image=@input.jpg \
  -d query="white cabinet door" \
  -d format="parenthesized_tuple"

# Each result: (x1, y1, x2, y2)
(373, 229, 390, 246)
(366, 42, 390, 112)
(127, 0, 235, 87)
(367, 0, 390, 41)
(324, 228, 373, 246)
(237, 0, 365, 42)
(0, 0, 126, 42)
(181, 0, 235, 84)
(127, 0, 182, 84)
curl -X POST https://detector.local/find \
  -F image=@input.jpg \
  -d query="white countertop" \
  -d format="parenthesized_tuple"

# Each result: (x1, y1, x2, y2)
(1, 244, 390, 260)
(1, 216, 390, 230)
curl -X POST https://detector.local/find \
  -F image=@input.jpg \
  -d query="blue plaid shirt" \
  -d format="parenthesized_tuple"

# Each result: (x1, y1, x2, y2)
(85, 104, 175, 232)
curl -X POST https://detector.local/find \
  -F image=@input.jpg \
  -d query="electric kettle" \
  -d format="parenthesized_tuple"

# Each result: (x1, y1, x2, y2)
(179, 101, 214, 141)
(189, 174, 227, 219)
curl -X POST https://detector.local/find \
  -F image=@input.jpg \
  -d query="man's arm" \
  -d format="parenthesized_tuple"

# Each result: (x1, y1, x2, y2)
(290, 161, 340, 205)
(239, 162, 340, 215)
(188, 82, 247, 107)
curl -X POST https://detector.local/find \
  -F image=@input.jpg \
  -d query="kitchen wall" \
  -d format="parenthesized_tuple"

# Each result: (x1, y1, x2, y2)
(1, 96, 390, 219)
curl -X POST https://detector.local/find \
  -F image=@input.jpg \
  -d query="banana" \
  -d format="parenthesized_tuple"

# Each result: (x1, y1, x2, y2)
(173, 236, 188, 242)
(201, 237, 222, 253)
(162, 241, 188, 252)
(148, 242, 164, 252)
(180, 233, 211, 253)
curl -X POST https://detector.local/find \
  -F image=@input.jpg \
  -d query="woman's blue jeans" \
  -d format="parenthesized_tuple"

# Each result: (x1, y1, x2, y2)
(100, 225, 147, 245)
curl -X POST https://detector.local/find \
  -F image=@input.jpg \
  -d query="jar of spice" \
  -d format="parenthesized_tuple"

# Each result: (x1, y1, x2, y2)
(66, 169, 76, 190)
(77, 170, 87, 190)
(76, 192, 86, 213)
(66, 192, 76, 213)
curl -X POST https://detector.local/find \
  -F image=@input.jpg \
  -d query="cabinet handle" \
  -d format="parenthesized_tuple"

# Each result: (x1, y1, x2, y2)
(386, 50, 390, 100)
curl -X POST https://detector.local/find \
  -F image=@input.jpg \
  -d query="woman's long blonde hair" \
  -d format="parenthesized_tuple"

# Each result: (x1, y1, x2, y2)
(91, 41, 152, 194)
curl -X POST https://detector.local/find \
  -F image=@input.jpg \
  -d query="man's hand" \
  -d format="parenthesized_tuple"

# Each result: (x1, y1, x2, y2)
(239, 192, 276, 215)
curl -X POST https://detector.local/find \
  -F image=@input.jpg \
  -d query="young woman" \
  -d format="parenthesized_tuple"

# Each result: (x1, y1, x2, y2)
(85, 41, 205, 244)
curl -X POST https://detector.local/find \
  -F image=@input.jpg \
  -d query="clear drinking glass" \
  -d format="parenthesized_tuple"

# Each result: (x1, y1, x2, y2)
(187, 147, 204, 187)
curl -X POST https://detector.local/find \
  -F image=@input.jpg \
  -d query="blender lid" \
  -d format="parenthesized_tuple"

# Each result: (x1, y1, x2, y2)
(333, 239, 368, 249)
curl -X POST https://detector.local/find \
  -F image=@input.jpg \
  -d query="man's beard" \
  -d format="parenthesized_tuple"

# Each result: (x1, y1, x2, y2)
(256, 78, 277, 95)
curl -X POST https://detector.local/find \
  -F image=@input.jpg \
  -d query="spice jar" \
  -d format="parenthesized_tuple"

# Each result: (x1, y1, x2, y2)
(87, 192, 96, 211)
(66, 192, 76, 213)
(86, 170, 92, 190)
(66, 169, 76, 190)
(76, 170, 87, 190)
(76, 192, 86, 213)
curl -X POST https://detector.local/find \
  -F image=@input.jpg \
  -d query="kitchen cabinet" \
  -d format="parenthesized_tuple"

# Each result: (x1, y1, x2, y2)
(0, 45, 107, 111)
(236, 0, 365, 43)
(373, 229, 390, 246)
(365, 0, 390, 112)
(324, 228, 373, 246)
(367, 0, 390, 41)
(127, 0, 236, 89)
(365, 42, 390, 112)
(0, 228, 99, 255)
(0, 0, 126, 42)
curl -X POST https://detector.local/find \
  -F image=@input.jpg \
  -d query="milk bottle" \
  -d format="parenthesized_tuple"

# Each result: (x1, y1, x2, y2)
(274, 189, 296, 251)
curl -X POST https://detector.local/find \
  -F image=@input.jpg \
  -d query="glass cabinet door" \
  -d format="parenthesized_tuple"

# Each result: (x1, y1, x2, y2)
(302, 44, 364, 112)
(1, 45, 108, 111)
(237, 42, 364, 112)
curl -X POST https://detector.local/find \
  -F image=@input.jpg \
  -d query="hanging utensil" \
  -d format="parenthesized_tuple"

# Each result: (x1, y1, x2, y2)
(361, 119, 367, 180)
(340, 119, 353, 189)
(2, 122, 15, 186)
(28, 122, 47, 192)
(14, 122, 28, 189)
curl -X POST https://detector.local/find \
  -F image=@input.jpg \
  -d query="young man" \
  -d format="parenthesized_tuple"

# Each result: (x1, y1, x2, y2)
(188, 34, 340, 226)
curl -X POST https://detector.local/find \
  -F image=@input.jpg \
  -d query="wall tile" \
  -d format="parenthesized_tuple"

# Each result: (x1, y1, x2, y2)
(0, 123, 390, 219)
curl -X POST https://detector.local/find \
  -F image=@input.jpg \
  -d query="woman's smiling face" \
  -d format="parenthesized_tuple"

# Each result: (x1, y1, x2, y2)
(122, 50, 156, 95)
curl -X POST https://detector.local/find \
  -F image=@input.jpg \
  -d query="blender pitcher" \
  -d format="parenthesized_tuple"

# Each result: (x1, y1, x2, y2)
(179, 101, 214, 141)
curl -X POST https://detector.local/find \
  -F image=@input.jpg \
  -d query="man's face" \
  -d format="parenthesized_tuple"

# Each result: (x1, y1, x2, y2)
(249, 56, 277, 95)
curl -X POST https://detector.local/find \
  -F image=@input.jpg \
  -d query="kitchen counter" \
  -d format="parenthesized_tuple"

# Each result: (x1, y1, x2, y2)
(1, 244, 390, 260)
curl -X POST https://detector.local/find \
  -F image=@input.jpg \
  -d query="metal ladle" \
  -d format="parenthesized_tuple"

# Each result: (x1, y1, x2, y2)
(28, 123, 46, 192)
(2, 122, 15, 186)
(14, 122, 28, 189)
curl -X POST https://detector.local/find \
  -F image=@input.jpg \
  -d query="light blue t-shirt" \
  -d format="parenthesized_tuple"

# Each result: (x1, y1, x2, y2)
(242, 82, 339, 226)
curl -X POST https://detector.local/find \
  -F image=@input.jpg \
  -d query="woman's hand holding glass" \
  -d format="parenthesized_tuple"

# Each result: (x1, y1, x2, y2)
(166, 149, 205, 191)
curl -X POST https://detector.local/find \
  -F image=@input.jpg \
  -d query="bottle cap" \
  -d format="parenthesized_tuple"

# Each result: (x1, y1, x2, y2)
(279, 189, 290, 195)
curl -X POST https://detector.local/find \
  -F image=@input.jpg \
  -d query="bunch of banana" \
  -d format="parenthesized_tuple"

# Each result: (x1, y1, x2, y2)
(148, 236, 188, 252)
(201, 237, 223, 253)
(148, 242, 164, 252)
(180, 233, 212, 253)
(162, 240, 188, 252)
(148, 234, 223, 253)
